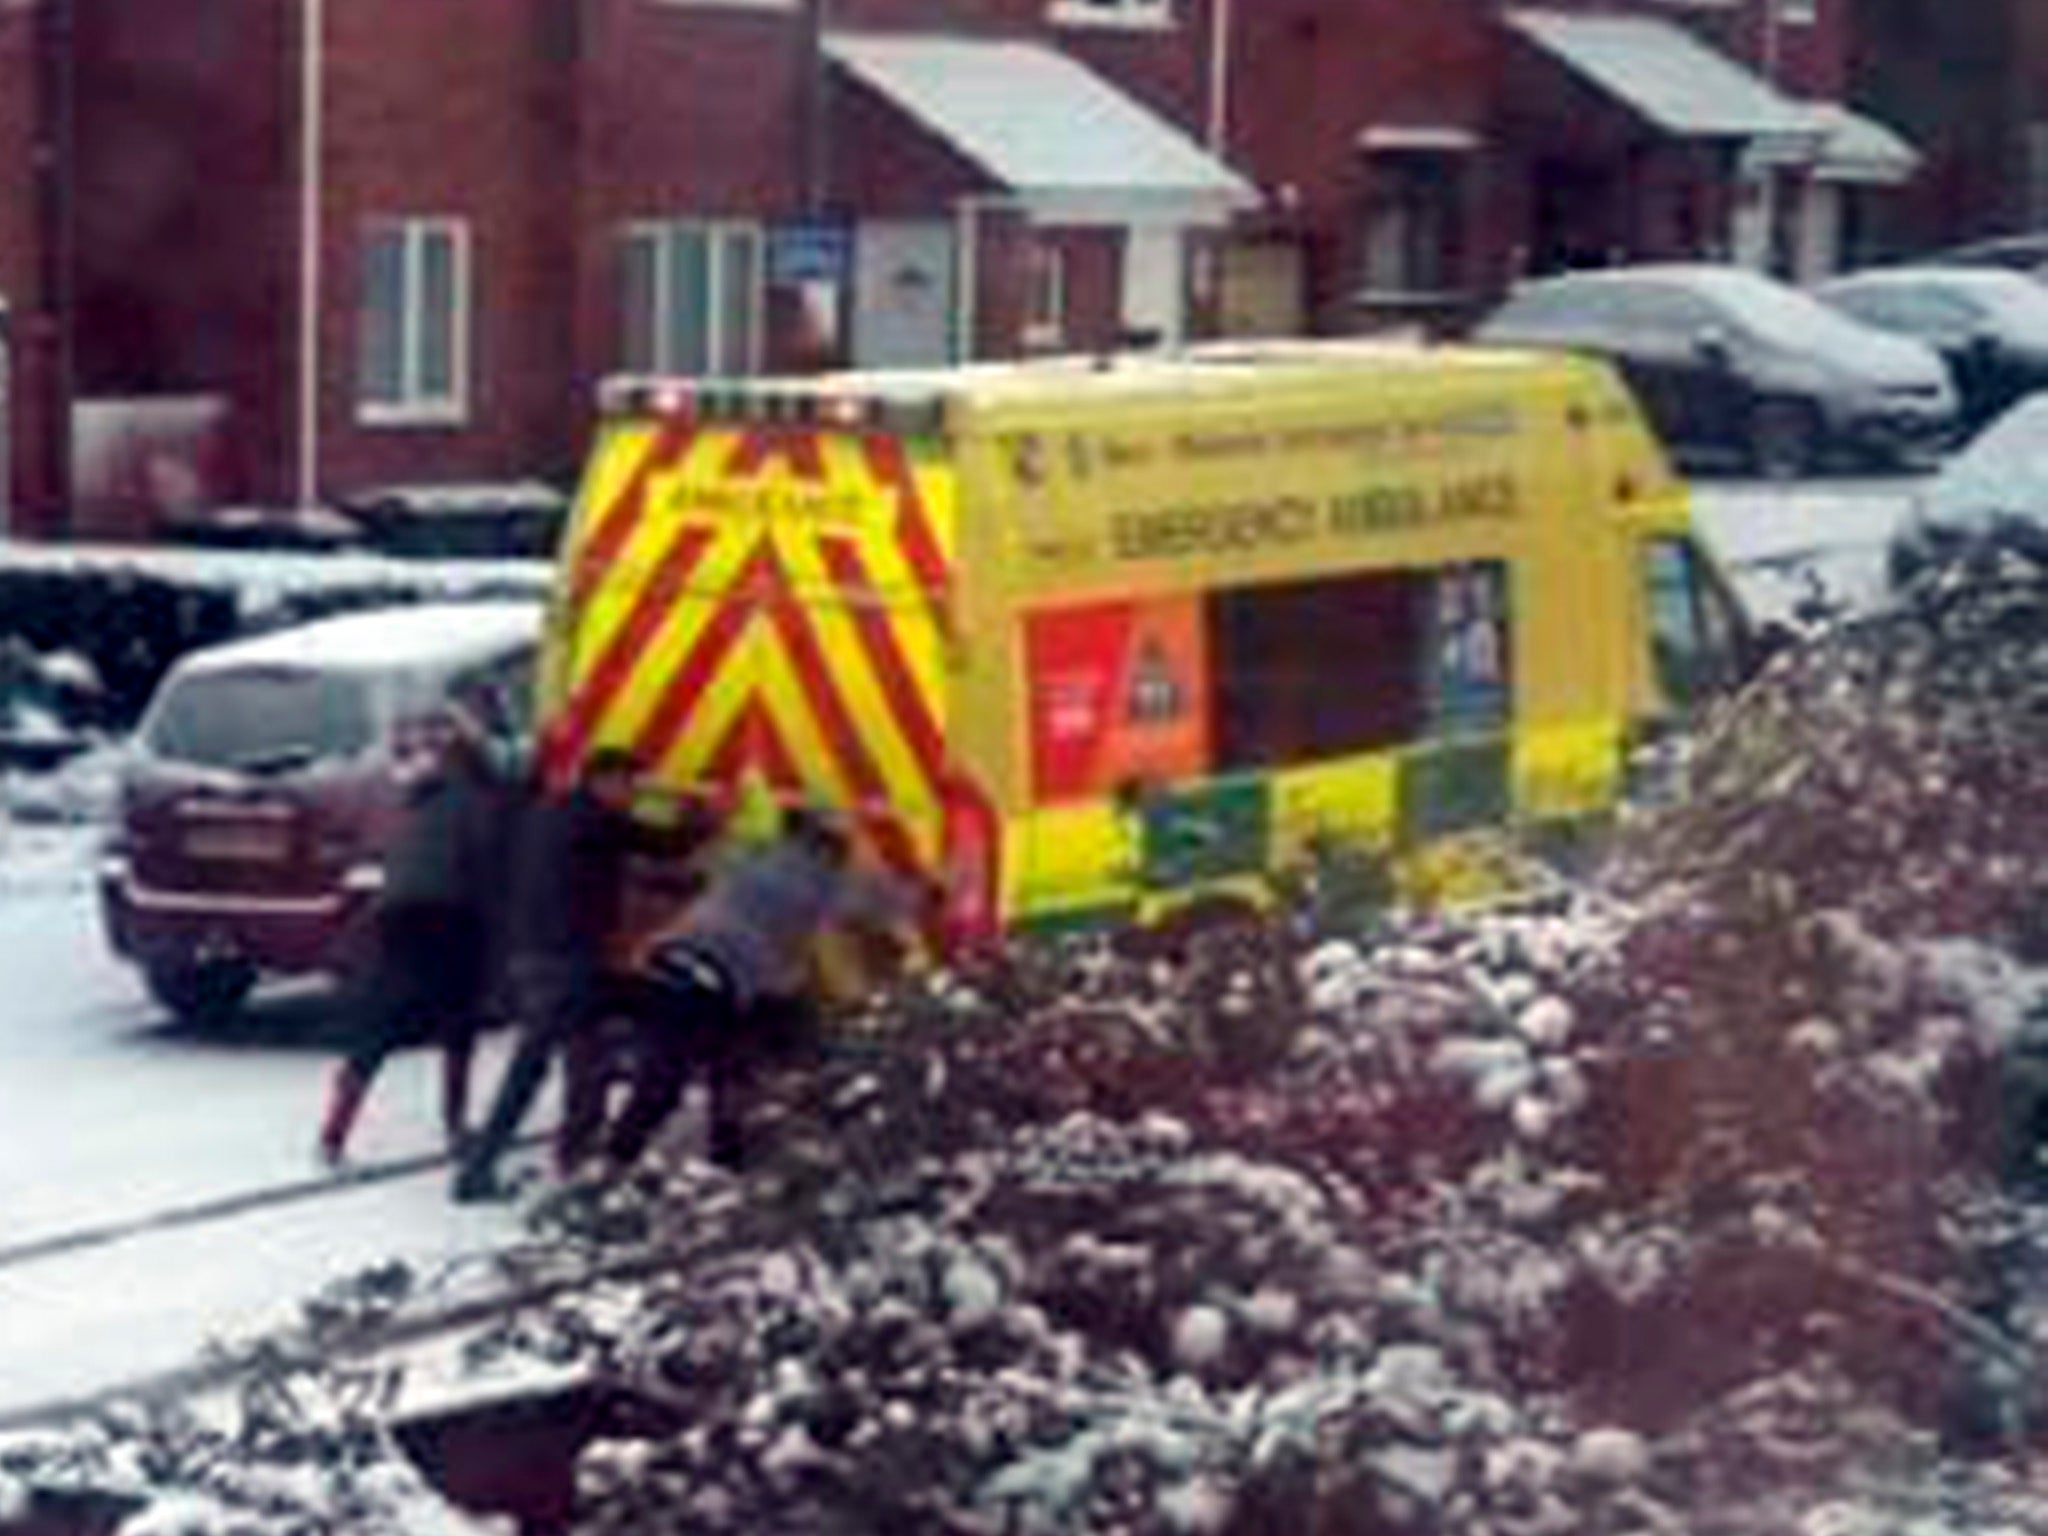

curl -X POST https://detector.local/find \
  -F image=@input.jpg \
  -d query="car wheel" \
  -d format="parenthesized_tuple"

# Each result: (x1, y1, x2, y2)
(1748, 397, 1820, 481)
(145, 958, 257, 1029)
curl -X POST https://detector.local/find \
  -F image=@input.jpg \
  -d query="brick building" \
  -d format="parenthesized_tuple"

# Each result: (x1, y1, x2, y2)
(6, 0, 1921, 538)
(0, 1, 55, 538)
(1851, 0, 2034, 257)
(1213, 0, 1917, 340)
(42, 0, 1255, 536)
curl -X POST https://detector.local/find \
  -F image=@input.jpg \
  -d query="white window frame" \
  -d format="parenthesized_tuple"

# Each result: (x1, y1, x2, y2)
(1776, 0, 1818, 25)
(357, 217, 471, 427)
(620, 219, 766, 377)
(1023, 240, 1068, 350)
(1049, 0, 1172, 31)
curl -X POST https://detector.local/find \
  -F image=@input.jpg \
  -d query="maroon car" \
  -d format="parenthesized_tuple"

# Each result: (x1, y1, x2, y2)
(100, 601, 541, 1026)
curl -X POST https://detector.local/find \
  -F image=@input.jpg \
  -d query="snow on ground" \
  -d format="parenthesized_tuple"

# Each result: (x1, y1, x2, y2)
(0, 820, 540, 1421)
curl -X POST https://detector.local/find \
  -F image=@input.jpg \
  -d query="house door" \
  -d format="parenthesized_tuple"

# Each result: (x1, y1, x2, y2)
(853, 221, 958, 368)
(1530, 161, 1619, 274)
(1122, 225, 1185, 346)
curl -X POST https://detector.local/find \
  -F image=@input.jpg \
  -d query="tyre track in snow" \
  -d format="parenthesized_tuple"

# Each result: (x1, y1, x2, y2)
(0, 1132, 551, 1274)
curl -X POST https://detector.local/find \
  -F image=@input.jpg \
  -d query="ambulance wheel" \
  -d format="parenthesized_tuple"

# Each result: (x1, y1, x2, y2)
(146, 958, 257, 1030)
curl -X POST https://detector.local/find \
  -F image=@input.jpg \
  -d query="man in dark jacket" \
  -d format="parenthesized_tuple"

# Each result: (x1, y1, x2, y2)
(452, 745, 655, 1202)
(601, 805, 939, 1174)
(318, 705, 508, 1167)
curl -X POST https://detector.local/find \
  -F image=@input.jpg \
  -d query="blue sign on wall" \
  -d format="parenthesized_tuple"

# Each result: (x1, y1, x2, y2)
(769, 221, 855, 286)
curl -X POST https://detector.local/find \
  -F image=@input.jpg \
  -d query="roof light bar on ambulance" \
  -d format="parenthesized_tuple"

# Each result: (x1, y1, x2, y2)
(597, 375, 946, 435)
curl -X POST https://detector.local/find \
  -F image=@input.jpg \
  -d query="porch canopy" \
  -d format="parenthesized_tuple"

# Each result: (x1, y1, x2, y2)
(1804, 102, 1920, 185)
(824, 32, 1257, 228)
(1505, 9, 1821, 158)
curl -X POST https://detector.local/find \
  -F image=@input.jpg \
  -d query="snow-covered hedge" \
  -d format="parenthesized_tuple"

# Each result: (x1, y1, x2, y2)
(0, 545, 549, 735)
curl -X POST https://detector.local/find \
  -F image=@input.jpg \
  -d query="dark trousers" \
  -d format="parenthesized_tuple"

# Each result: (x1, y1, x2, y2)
(458, 952, 605, 1186)
(606, 959, 746, 1169)
(322, 903, 487, 1158)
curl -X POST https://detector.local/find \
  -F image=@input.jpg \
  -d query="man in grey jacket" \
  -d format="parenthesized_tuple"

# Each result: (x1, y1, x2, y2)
(601, 805, 938, 1173)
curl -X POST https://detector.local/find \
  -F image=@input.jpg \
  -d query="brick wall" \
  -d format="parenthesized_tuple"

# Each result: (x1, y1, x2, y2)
(0, 6, 46, 532)
(315, 0, 577, 499)
(568, 1, 805, 444)
(73, 0, 287, 512)
(1229, 0, 1499, 332)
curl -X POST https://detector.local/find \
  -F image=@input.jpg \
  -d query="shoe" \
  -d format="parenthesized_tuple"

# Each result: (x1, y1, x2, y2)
(451, 1163, 513, 1204)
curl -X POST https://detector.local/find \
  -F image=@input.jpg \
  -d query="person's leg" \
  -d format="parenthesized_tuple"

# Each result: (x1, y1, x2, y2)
(555, 1023, 615, 1174)
(320, 909, 426, 1163)
(454, 955, 584, 1199)
(603, 981, 710, 1170)
(703, 997, 762, 1172)
(436, 912, 490, 1154)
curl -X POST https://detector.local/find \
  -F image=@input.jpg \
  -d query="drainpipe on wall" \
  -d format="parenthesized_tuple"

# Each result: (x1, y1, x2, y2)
(802, 0, 829, 216)
(1206, 0, 1234, 155)
(296, 0, 324, 512)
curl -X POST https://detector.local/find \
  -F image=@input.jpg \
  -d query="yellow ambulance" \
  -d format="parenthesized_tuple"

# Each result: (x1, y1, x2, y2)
(538, 341, 1748, 942)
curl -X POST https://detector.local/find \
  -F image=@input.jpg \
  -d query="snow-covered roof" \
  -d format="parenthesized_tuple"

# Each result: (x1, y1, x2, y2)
(1506, 9, 1817, 145)
(172, 601, 542, 679)
(1804, 101, 1920, 186)
(824, 32, 1256, 227)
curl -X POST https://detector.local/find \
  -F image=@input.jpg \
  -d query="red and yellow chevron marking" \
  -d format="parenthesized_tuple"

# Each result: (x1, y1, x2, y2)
(545, 418, 963, 893)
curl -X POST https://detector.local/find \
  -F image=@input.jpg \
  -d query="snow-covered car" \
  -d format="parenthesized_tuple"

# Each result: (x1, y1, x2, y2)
(1888, 393, 2048, 587)
(99, 601, 541, 1027)
(1473, 264, 1958, 478)
(1924, 229, 2048, 281)
(1813, 266, 2048, 438)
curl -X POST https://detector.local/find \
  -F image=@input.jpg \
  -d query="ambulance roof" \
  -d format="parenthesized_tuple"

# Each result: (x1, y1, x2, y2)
(599, 341, 1603, 433)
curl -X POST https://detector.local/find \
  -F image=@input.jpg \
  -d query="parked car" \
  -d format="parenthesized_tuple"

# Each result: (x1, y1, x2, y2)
(1814, 267, 2048, 438)
(99, 601, 541, 1027)
(1921, 231, 2048, 281)
(1473, 264, 1958, 478)
(1889, 393, 2048, 587)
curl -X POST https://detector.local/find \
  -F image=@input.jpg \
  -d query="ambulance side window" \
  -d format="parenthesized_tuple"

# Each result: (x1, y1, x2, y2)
(1206, 560, 1508, 772)
(1426, 561, 1511, 733)
(1643, 536, 1738, 708)
(1210, 570, 1426, 770)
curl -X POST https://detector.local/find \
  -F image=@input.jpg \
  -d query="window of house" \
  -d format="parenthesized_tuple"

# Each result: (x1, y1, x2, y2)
(359, 219, 469, 423)
(1048, 0, 1171, 29)
(1208, 564, 1510, 772)
(1024, 240, 1068, 350)
(1776, 0, 1818, 25)
(1360, 155, 1467, 300)
(620, 222, 764, 376)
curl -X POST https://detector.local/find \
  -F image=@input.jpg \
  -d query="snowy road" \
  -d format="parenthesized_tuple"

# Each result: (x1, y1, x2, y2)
(0, 827, 527, 1421)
